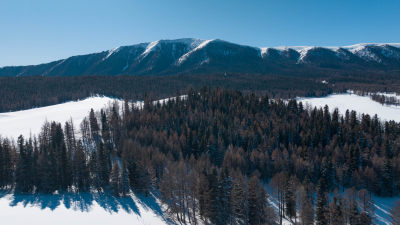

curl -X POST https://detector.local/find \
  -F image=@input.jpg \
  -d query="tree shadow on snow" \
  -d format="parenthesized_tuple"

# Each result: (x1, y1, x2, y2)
(135, 192, 177, 225)
(0, 190, 141, 216)
(10, 192, 62, 210)
(0, 189, 179, 224)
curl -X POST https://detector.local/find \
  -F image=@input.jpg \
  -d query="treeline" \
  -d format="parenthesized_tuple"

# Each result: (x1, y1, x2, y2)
(350, 90, 400, 106)
(370, 93, 400, 106)
(1, 88, 400, 224)
(0, 74, 332, 112)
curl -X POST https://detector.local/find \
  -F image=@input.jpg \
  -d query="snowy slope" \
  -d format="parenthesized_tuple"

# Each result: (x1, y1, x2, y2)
(297, 93, 400, 122)
(0, 96, 123, 139)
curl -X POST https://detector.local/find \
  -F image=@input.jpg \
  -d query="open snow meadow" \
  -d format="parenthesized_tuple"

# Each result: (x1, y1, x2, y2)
(298, 92, 400, 122)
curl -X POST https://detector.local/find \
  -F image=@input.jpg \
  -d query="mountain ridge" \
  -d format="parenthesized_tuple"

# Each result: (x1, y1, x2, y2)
(1, 38, 399, 77)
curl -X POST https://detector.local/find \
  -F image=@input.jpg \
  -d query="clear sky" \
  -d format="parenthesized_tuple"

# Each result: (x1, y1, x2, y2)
(1, 0, 399, 67)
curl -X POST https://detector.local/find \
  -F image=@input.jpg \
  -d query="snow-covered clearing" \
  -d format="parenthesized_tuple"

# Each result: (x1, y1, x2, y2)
(0, 96, 123, 139)
(0, 191, 173, 225)
(297, 93, 400, 122)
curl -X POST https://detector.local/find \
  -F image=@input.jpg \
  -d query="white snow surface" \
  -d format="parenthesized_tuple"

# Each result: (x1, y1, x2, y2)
(0, 192, 173, 225)
(176, 39, 213, 64)
(297, 93, 400, 122)
(139, 38, 211, 61)
(140, 40, 160, 58)
(103, 47, 121, 61)
(0, 96, 122, 139)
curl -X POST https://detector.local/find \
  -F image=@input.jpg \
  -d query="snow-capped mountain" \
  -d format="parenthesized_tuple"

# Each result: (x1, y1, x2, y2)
(1, 39, 399, 77)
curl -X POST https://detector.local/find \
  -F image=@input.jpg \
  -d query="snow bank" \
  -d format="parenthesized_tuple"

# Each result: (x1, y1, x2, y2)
(297, 93, 400, 122)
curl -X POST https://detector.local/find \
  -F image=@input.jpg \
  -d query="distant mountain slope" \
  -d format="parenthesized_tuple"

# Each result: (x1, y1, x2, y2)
(1, 38, 399, 76)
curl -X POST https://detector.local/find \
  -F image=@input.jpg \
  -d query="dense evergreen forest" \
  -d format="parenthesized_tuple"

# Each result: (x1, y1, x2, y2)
(1, 88, 400, 224)
(0, 74, 333, 112)
(1, 71, 400, 113)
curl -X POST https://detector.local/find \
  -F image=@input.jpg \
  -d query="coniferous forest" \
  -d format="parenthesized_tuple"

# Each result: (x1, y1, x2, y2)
(1, 88, 400, 224)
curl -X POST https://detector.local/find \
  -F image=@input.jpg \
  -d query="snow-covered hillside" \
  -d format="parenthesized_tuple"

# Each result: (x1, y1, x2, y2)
(0, 96, 122, 139)
(297, 92, 400, 122)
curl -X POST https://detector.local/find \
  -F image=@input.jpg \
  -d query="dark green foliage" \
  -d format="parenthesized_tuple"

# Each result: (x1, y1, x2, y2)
(316, 178, 329, 225)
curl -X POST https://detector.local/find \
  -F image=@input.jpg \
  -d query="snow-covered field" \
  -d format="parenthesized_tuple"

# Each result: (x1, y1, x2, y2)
(0, 192, 172, 225)
(298, 93, 400, 122)
(0, 96, 122, 139)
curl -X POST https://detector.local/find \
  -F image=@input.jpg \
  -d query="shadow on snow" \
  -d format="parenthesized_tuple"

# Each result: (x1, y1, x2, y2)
(0, 190, 165, 217)
(0, 189, 177, 224)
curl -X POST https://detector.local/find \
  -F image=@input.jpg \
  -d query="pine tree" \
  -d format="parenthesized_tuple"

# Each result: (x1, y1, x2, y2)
(208, 168, 222, 225)
(358, 189, 374, 225)
(50, 122, 72, 191)
(285, 176, 297, 222)
(218, 167, 232, 225)
(0, 140, 13, 188)
(329, 195, 345, 225)
(248, 175, 261, 225)
(382, 139, 394, 196)
(89, 108, 100, 144)
(110, 162, 120, 196)
(120, 163, 130, 196)
(300, 183, 314, 225)
(230, 171, 248, 225)
(348, 201, 360, 225)
(97, 142, 110, 189)
(72, 140, 89, 191)
(271, 172, 287, 225)
(198, 171, 211, 222)
(15, 136, 33, 193)
(316, 178, 329, 225)
(391, 200, 400, 225)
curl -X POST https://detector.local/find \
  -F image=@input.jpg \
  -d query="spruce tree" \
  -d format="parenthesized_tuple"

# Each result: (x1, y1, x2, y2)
(248, 175, 262, 225)
(230, 171, 248, 225)
(110, 162, 120, 196)
(316, 178, 329, 225)
(120, 163, 131, 196)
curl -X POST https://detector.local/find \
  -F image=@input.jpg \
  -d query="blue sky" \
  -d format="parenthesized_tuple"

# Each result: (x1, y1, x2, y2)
(1, 0, 399, 67)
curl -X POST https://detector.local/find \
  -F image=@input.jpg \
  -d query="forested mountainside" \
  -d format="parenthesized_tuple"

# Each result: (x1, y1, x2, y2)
(1, 88, 400, 224)
(0, 38, 399, 77)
